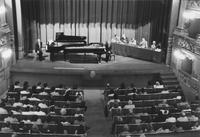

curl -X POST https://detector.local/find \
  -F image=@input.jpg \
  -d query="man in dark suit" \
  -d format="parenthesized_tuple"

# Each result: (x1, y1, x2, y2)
(35, 39, 43, 61)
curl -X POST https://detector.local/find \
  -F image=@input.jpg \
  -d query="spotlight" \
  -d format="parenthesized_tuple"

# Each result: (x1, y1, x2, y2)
(174, 50, 186, 60)
(1, 48, 12, 59)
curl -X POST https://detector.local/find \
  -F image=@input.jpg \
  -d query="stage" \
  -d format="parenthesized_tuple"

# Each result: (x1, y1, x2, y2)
(10, 54, 170, 88)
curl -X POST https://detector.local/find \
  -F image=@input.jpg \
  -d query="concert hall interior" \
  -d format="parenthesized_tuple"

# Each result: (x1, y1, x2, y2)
(0, 0, 200, 137)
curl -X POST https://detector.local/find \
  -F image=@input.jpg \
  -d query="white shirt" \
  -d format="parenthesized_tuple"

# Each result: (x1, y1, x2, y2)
(13, 102, 23, 107)
(124, 104, 135, 110)
(166, 117, 176, 123)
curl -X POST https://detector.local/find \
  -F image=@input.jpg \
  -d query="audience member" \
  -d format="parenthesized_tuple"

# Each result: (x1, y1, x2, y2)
(4, 111, 18, 123)
(177, 112, 189, 122)
(1, 122, 14, 133)
(124, 100, 135, 111)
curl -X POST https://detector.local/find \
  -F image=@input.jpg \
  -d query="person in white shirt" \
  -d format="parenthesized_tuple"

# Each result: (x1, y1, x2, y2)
(165, 116, 176, 123)
(124, 100, 135, 111)
(153, 81, 164, 89)
(151, 41, 156, 49)
(139, 38, 148, 48)
(129, 38, 137, 45)
(177, 112, 189, 122)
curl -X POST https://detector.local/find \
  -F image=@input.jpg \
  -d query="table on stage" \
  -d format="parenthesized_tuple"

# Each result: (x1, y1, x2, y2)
(111, 42, 162, 63)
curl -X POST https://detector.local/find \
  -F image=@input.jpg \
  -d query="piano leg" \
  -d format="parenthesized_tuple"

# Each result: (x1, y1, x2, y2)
(97, 54, 102, 63)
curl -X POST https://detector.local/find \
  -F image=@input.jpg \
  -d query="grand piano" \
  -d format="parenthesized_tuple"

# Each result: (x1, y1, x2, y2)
(47, 32, 105, 62)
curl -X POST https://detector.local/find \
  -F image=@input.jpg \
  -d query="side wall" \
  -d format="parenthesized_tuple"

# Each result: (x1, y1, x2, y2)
(171, 34, 200, 102)
(0, 0, 15, 96)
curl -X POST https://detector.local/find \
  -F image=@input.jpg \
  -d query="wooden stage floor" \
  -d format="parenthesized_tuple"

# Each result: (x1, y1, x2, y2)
(11, 55, 170, 87)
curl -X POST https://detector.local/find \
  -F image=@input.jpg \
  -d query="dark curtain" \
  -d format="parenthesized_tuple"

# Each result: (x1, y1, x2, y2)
(21, 0, 172, 54)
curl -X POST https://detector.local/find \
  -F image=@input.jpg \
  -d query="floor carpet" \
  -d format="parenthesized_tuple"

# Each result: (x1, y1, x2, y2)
(84, 89, 113, 137)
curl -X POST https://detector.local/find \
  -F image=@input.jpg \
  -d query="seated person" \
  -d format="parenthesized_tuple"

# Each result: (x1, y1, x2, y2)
(43, 83, 50, 90)
(1, 122, 14, 133)
(121, 33, 128, 43)
(151, 41, 156, 49)
(158, 99, 169, 107)
(23, 81, 29, 90)
(50, 89, 60, 96)
(60, 108, 67, 116)
(38, 102, 48, 109)
(177, 112, 189, 122)
(124, 100, 135, 111)
(36, 82, 42, 90)
(153, 110, 168, 122)
(155, 42, 162, 52)
(111, 34, 120, 43)
(187, 113, 198, 122)
(4, 111, 18, 123)
(120, 124, 131, 136)
(139, 38, 148, 48)
(14, 81, 21, 89)
(109, 101, 122, 112)
(13, 99, 23, 107)
(129, 38, 137, 45)
(165, 115, 176, 123)
(34, 107, 46, 116)
(153, 81, 164, 89)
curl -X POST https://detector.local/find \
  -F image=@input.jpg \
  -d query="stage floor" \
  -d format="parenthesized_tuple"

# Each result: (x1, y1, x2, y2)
(11, 55, 170, 87)
(12, 54, 169, 73)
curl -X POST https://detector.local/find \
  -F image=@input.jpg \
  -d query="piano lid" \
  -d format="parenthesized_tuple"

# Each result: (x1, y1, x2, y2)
(55, 32, 86, 42)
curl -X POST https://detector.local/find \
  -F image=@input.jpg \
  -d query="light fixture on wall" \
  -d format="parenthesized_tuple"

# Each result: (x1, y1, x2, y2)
(0, 5, 6, 15)
(1, 48, 12, 59)
(183, 10, 200, 20)
(174, 50, 186, 60)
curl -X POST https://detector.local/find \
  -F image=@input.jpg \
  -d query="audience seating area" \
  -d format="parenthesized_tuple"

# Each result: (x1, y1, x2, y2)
(104, 83, 200, 137)
(0, 81, 88, 137)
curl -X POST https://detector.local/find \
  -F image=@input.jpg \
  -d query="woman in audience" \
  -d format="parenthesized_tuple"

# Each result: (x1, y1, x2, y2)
(76, 93, 83, 103)
(23, 81, 29, 90)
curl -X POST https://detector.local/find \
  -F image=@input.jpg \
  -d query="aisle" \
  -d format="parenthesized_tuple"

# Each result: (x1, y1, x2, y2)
(84, 89, 112, 137)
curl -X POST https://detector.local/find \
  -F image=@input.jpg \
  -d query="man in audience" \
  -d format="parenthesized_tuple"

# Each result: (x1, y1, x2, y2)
(177, 112, 189, 122)
(139, 38, 148, 48)
(124, 100, 135, 111)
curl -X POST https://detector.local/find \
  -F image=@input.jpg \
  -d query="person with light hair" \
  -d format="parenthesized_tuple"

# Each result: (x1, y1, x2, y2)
(124, 100, 135, 111)
(151, 41, 156, 49)
(139, 38, 148, 48)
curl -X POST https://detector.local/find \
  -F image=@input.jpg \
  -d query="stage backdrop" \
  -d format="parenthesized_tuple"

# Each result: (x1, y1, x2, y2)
(21, 0, 172, 53)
